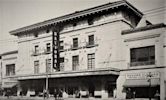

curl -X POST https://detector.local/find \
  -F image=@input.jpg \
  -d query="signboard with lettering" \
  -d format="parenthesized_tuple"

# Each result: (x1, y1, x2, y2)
(126, 72, 160, 79)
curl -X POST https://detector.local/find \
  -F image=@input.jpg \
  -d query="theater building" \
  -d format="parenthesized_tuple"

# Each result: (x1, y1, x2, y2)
(4, 0, 166, 99)
(8, 0, 143, 98)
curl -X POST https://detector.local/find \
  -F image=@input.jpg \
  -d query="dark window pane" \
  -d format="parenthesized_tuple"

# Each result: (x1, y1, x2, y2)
(6, 64, 15, 76)
(73, 38, 78, 48)
(88, 35, 94, 45)
(130, 46, 155, 66)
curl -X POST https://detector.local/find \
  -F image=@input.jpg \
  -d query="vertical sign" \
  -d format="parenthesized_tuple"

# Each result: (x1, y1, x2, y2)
(52, 29, 60, 71)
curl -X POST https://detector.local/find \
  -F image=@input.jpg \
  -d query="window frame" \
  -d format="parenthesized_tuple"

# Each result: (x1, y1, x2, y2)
(34, 45, 39, 54)
(72, 55, 79, 71)
(34, 60, 40, 74)
(60, 57, 65, 71)
(87, 53, 95, 69)
(46, 59, 51, 73)
(73, 38, 78, 48)
(6, 64, 15, 76)
(130, 46, 155, 66)
(88, 35, 94, 45)
(59, 41, 64, 51)
(46, 43, 51, 52)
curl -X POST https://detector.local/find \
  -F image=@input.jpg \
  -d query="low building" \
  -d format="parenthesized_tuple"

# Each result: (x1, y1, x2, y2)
(0, 50, 18, 96)
(117, 23, 166, 100)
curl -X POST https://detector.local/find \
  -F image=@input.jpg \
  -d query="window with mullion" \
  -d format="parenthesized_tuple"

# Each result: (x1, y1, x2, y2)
(72, 55, 79, 71)
(6, 64, 15, 76)
(34, 60, 39, 74)
(35, 45, 39, 54)
(87, 53, 95, 69)
(130, 46, 155, 66)
(60, 41, 64, 50)
(46, 43, 51, 52)
(73, 38, 78, 48)
(60, 57, 64, 71)
(88, 35, 94, 45)
(46, 59, 51, 73)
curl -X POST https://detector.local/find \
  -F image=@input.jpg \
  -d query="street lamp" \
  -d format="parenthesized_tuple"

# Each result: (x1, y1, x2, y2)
(147, 72, 153, 100)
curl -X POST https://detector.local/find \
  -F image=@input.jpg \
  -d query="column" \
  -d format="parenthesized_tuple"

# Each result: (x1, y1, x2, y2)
(101, 80, 108, 99)
(160, 71, 165, 100)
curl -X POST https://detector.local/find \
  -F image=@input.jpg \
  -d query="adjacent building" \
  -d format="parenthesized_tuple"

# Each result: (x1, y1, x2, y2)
(1, 0, 166, 99)
(0, 50, 18, 95)
(118, 23, 166, 99)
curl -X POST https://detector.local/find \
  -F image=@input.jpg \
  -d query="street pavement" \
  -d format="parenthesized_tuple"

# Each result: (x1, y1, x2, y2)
(0, 96, 121, 100)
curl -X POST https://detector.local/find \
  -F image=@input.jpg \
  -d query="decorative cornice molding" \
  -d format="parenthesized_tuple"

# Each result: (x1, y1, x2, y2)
(10, 0, 143, 35)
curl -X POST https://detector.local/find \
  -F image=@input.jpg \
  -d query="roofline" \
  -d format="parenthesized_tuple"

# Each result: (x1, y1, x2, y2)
(0, 50, 18, 56)
(10, 0, 143, 35)
(122, 23, 166, 35)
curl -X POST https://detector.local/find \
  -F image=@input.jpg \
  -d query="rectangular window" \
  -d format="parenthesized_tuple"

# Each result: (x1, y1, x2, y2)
(34, 60, 39, 74)
(73, 38, 78, 48)
(46, 43, 51, 52)
(130, 46, 155, 66)
(46, 59, 51, 73)
(72, 55, 79, 71)
(60, 57, 64, 71)
(60, 41, 64, 50)
(88, 35, 94, 45)
(34, 45, 39, 54)
(6, 64, 15, 76)
(87, 53, 95, 69)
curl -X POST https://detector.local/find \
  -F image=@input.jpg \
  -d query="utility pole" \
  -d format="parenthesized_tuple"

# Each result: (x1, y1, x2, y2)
(0, 61, 2, 87)
(147, 72, 153, 100)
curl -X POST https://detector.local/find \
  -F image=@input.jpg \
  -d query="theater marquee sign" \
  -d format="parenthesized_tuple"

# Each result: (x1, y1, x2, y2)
(126, 72, 160, 80)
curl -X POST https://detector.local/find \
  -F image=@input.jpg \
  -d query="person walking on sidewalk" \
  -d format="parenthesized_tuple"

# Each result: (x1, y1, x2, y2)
(43, 89, 48, 99)
(54, 89, 58, 100)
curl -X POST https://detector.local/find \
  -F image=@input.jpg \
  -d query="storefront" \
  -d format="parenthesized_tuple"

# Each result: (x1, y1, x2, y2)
(17, 69, 119, 98)
(2, 81, 18, 96)
(123, 71, 160, 99)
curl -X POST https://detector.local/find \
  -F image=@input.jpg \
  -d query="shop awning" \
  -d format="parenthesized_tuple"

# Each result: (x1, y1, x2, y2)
(123, 79, 160, 87)
(2, 82, 17, 88)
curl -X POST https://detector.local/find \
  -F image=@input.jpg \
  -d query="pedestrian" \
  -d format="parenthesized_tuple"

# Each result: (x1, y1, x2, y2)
(43, 89, 47, 99)
(113, 88, 117, 98)
(154, 90, 160, 100)
(20, 90, 23, 97)
(59, 89, 63, 98)
(54, 89, 58, 100)
(126, 88, 132, 99)
(6, 89, 11, 98)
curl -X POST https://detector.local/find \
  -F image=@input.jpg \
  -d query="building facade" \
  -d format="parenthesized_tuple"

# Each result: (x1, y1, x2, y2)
(0, 50, 18, 95)
(2, 0, 165, 99)
(117, 23, 166, 100)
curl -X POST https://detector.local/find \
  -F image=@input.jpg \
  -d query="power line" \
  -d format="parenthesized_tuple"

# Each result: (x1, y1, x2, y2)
(143, 6, 166, 13)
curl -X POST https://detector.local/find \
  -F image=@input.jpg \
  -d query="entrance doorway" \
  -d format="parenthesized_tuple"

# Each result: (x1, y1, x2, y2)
(107, 82, 116, 97)
(88, 83, 95, 97)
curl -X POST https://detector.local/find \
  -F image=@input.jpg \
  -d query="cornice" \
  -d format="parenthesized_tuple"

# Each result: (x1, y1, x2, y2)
(122, 23, 166, 35)
(10, 0, 143, 35)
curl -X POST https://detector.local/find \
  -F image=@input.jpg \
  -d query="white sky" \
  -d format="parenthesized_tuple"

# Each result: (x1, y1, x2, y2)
(0, 0, 165, 54)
